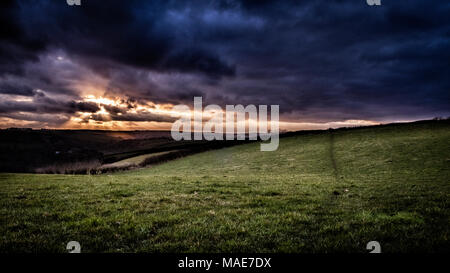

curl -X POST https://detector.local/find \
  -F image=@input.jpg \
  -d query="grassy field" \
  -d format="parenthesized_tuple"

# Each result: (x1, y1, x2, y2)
(0, 121, 449, 253)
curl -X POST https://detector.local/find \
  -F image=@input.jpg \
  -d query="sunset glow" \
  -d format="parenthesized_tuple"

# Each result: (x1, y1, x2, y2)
(1, 0, 448, 131)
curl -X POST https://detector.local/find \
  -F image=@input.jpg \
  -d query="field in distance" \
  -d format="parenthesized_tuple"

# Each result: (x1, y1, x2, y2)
(0, 120, 449, 252)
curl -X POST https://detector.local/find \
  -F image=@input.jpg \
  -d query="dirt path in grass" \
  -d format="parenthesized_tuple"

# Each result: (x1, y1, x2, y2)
(328, 131, 338, 181)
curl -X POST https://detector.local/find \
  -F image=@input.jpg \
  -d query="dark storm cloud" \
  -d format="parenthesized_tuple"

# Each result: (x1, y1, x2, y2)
(0, 82, 35, 96)
(0, 0, 449, 126)
(69, 101, 100, 113)
(109, 112, 176, 123)
(222, 0, 450, 121)
(103, 105, 127, 115)
(0, 0, 234, 77)
(1, 112, 70, 126)
(88, 110, 176, 123)
(0, 92, 99, 114)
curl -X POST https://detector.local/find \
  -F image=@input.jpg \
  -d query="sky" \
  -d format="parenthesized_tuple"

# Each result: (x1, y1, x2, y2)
(0, 0, 449, 131)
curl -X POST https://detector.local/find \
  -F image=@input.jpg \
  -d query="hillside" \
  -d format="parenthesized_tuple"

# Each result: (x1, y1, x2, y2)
(0, 120, 449, 252)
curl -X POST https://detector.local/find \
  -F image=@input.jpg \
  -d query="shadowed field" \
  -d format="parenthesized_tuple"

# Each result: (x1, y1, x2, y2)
(0, 121, 449, 253)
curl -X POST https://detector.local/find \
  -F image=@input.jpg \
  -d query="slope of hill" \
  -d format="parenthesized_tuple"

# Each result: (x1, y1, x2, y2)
(0, 120, 449, 253)
(0, 129, 172, 173)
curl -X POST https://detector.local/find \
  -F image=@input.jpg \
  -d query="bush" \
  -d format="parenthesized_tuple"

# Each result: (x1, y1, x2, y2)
(34, 160, 102, 174)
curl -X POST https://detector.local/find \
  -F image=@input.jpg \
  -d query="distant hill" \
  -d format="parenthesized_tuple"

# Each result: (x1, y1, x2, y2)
(0, 129, 171, 172)
(1, 119, 448, 173)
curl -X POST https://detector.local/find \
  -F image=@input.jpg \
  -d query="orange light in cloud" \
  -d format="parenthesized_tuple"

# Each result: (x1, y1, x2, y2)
(64, 95, 383, 131)
(1, 92, 383, 131)
(83, 95, 122, 106)
(62, 94, 180, 130)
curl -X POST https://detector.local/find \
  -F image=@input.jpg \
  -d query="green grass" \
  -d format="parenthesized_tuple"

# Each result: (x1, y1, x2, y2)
(0, 121, 449, 253)
(101, 151, 174, 168)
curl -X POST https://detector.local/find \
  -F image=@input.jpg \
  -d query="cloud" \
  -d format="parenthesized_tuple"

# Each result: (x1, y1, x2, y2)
(108, 112, 176, 123)
(0, 92, 100, 114)
(0, 0, 449, 129)
(69, 101, 101, 113)
(0, 0, 235, 78)
(87, 109, 176, 123)
(0, 82, 35, 96)
(0, 112, 71, 127)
